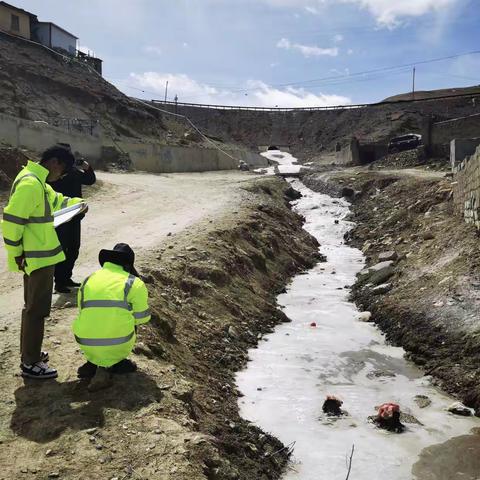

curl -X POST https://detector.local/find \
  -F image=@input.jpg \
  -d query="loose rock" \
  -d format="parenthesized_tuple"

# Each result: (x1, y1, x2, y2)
(447, 402, 475, 416)
(358, 311, 372, 322)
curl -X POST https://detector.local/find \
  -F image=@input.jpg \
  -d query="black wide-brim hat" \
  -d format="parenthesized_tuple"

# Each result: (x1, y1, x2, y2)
(99, 243, 135, 270)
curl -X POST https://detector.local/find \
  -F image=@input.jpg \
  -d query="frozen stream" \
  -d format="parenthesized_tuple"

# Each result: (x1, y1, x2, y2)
(237, 159, 479, 480)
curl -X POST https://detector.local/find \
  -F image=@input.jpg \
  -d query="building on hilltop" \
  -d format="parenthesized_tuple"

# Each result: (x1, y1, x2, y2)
(0, 1, 37, 39)
(32, 21, 78, 55)
(0, 1, 103, 75)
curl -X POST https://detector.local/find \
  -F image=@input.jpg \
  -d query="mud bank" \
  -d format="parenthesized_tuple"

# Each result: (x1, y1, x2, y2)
(303, 168, 480, 413)
(0, 176, 320, 480)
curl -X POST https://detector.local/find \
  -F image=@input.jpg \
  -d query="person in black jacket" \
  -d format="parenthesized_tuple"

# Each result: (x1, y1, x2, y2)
(49, 155, 96, 293)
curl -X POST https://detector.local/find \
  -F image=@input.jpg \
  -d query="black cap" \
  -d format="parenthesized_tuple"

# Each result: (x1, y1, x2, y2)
(99, 243, 138, 275)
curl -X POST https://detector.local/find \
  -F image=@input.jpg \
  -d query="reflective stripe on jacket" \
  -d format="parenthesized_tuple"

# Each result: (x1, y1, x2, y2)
(1, 161, 83, 274)
(73, 262, 151, 367)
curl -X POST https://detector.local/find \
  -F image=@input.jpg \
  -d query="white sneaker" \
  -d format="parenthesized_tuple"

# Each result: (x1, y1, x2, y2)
(21, 361, 58, 379)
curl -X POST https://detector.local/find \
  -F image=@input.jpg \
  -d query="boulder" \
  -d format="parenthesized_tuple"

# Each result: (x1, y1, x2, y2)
(372, 283, 393, 295)
(414, 395, 432, 409)
(447, 402, 475, 416)
(358, 311, 372, 322)
(341, 187, 355, 198)
(369, 267, 395, 286)
(378, 251, 398, 262)
(362, 241, 372, 254)
(322, 395, 344, 416)
(358, 261, 395, 286)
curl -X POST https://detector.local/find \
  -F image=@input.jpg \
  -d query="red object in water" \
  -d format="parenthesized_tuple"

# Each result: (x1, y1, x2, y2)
(310, 322, 317, 327)
(378, 403, 400, 419)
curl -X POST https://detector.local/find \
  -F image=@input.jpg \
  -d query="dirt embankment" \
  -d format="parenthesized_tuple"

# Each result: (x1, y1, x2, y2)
(0, 176, 321, 480)
(303, 167, 480, 413)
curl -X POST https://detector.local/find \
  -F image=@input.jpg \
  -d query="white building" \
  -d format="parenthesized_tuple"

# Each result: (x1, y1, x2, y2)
(33, 21, 77, 54)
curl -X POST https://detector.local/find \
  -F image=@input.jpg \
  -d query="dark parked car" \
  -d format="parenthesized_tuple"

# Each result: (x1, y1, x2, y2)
(388, 134, 422, 153)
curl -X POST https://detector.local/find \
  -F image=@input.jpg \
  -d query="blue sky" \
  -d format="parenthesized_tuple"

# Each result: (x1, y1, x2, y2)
(12, 0, 480, 107)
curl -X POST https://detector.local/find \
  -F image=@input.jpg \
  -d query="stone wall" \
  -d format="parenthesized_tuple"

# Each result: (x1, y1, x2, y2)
(450, 138, 480, 169)
(453, 145, 480, 227)
(429, 113, 480, 157)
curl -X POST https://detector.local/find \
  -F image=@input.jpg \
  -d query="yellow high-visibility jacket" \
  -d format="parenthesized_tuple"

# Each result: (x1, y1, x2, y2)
(1, 161, 83, 275)
(73, 262, 151, 367)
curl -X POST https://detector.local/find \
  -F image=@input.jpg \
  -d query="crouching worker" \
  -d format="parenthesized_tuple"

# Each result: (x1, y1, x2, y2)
(73, 243, 151, 379)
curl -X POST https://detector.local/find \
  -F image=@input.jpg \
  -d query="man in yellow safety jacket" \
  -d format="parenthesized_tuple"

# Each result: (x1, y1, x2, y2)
(1, 145, 86, 379)
(73, 243, 151, 379)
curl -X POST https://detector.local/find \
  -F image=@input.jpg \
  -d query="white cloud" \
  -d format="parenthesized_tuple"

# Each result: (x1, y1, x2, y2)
(334, 34, 343, 43)
(144, 45, 162, 55)
(277, 37, 339, 57)
(343, 0, 459, 27)
(305, 5, 320, 14)
(347, 48, 354, 55)
(182, 42, 189, 48)
(259, 0, 460, 28)
(277, 38, 291, 49)
(124, 72, 351, 108)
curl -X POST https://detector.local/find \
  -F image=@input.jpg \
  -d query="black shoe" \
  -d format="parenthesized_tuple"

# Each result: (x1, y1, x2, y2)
(109, 359, 137, 375)
(77, 361, 98, 379)
(55, 284, 71, 294)
(21, 361, 58, 379)
(65, 279, 81, 288)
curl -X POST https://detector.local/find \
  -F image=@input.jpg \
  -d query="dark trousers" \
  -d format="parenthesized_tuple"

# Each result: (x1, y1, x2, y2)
(55, 218, 81, 285)
(21, 266, 55, 364)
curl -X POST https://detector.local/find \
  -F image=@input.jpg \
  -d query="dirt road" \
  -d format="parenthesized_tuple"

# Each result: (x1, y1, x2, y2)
(0, 170, 250, 330)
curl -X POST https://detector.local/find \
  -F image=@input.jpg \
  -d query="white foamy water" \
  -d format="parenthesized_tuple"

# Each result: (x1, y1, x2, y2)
(236, 168, 479, 480)
(257, 150, 302, 175)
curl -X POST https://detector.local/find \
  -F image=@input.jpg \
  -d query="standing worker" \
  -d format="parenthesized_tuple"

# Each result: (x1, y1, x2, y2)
(1, 146, 86, 379)
(73, 243, 151, 380)
(49, 150, 96, 293)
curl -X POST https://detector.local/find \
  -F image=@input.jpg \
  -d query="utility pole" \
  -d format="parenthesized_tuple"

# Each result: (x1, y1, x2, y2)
(164, 80, 169, 102)
(412, 67, 416, 100)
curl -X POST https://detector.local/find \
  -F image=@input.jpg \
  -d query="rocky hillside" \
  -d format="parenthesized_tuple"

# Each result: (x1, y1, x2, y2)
(383, 85, 480, 102)
(0, 32, 190, 143)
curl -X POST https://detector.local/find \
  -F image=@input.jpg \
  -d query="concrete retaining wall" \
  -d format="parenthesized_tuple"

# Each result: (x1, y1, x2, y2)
(453, 145, 480, 227)
(115, 141, 268, 173)
(0, 113, 267, 173)
(0, 113, 102, 161)
(335, 138, 360, 165)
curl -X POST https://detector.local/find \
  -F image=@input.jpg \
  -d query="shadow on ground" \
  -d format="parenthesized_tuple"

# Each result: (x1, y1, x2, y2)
(11, 371, 163, 443)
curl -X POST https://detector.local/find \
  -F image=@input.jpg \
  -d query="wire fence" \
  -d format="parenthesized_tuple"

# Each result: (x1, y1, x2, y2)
(45, 116, 99, 135)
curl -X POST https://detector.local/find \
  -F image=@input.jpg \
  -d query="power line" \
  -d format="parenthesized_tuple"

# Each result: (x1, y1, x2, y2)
(227, 50, 480, 92)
